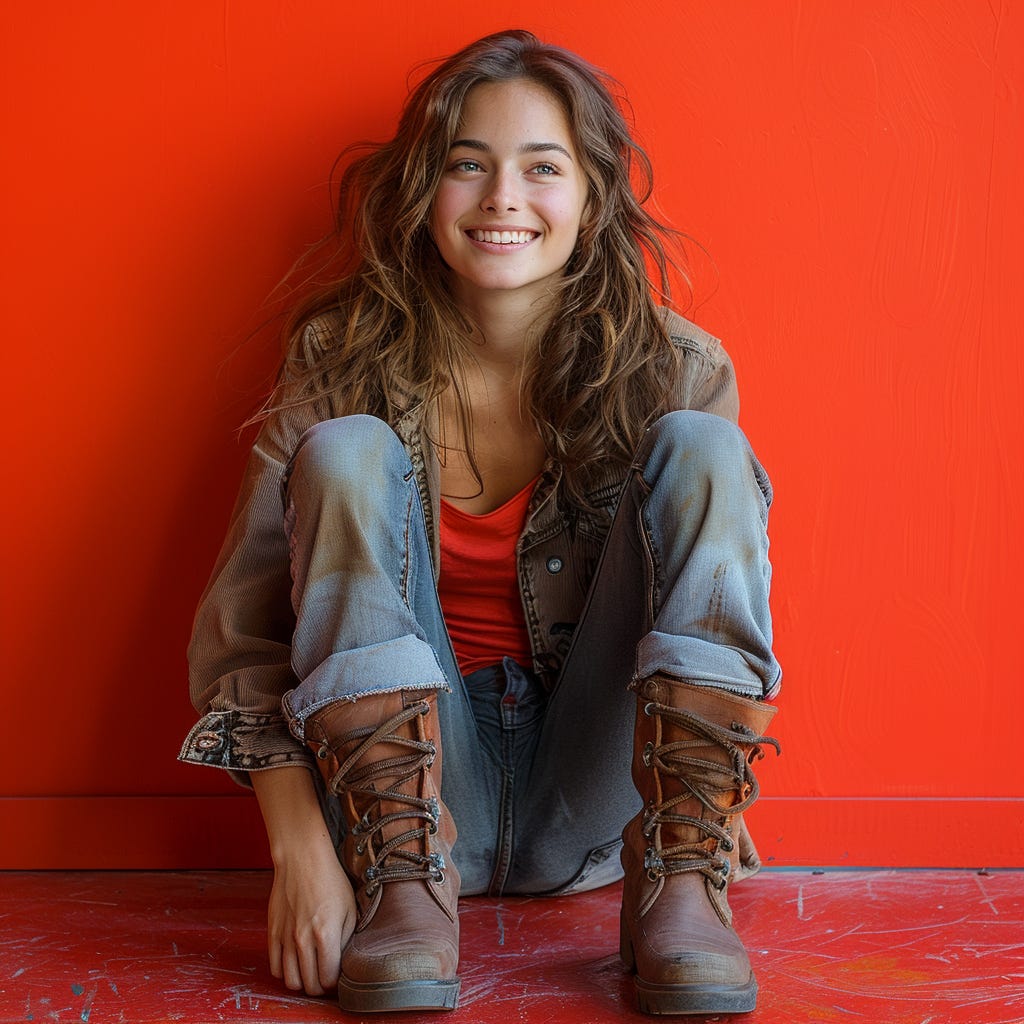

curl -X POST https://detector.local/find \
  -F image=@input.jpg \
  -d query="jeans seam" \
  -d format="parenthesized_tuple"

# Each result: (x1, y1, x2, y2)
(636, 476, 658, 629)
(488, 698, 517, 895)
(401, 487, 412, 607)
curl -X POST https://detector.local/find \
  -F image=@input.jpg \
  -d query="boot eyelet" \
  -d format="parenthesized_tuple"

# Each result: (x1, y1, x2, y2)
(641, 742, 654, 767)
(427, 852, 447, 884)
(316, 744, 330, 760)
(643, 847, 665, 880)
(643, 702, 656, 717)
(642, 807, 658, 837)
(355, 841, 366, 855)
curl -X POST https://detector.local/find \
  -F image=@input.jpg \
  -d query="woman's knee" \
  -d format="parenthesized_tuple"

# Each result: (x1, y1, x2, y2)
(648, 409, 746, 459)
(286, 415, 410, 495)
(642, 411, 772, 508)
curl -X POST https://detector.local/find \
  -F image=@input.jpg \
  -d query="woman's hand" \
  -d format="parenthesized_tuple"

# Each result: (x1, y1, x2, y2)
(266, 835, 356, 995)
(252, 766, 357, 995)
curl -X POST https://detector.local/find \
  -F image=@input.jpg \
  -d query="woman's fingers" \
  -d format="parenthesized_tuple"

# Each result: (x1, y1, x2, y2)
(297, 930, 326, 996)
(267, 931, 282, 981)
(314, 915, 344, 991)
(280, 935, 306, 992)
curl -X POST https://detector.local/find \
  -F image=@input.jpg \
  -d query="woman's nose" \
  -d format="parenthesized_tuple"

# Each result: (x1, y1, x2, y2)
(480, 169, 521, 213)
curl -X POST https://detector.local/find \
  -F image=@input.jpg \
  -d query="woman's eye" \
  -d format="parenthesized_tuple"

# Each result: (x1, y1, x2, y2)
(532, 163, 558, 175)
(452, 160, 482, 173)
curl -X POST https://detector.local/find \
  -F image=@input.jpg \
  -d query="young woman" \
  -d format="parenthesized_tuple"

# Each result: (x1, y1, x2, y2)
(181, 29, 781, 1016)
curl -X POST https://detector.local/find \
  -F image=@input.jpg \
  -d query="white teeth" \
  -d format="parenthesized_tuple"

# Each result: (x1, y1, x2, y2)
(469, 229, 536, 244)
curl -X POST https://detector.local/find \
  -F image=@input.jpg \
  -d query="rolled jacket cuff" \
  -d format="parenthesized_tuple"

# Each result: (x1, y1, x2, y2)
(178, 710, 317, 787)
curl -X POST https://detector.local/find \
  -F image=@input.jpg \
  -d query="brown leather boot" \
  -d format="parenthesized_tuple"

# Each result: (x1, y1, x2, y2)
(620, 674, 779, 1015)
(305, 689, 460, 1012)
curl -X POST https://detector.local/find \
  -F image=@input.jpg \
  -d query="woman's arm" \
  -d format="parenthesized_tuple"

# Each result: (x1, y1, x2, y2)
(659, 309, 741, 424)
(252, 766, 357, 996)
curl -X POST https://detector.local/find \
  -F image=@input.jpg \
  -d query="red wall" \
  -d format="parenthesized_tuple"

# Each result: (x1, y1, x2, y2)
(3, 2, 1021, 869)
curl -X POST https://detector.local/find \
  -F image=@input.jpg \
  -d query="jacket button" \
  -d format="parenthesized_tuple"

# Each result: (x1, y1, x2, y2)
(546, 557, 563, 574)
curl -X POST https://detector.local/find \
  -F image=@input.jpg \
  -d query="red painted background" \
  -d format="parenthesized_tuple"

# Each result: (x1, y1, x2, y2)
(3, 2, 1021, 869)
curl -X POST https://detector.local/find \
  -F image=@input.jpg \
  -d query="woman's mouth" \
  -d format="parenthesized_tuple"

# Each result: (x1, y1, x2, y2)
(467, 229, 538, 244)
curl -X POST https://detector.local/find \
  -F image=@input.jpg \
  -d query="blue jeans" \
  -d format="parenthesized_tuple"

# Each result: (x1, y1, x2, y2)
(281, 412, 779, 896)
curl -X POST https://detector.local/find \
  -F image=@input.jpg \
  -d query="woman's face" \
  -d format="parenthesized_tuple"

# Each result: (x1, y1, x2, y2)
(429, 79, 589, 310)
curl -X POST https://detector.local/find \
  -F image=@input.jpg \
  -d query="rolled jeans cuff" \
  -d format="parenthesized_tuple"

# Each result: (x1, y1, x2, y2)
(636, 631, 769, 698)
(282, 633, 450, 741)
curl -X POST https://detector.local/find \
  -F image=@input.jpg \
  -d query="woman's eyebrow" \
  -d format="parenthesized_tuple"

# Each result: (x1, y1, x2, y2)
(449, 139, 574, 160)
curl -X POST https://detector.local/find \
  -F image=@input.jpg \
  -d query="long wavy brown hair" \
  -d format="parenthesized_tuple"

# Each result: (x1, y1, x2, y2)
(266, 29, 687, 509)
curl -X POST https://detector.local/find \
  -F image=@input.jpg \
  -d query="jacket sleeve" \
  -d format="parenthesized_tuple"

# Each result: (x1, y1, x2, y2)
(178, 407, 319, 787)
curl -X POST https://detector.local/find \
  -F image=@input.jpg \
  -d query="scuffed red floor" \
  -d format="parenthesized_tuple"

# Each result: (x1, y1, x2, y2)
(1, 870, 1022, 1023)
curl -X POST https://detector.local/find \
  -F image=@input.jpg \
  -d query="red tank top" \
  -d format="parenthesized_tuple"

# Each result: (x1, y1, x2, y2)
(438, 477, 538, 677)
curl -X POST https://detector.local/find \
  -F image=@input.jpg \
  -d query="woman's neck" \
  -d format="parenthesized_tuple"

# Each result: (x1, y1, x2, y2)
(452, 286, 556, 370)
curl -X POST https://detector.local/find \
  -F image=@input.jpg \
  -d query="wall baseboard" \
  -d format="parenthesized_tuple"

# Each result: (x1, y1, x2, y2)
(1, 796, 1020, 870)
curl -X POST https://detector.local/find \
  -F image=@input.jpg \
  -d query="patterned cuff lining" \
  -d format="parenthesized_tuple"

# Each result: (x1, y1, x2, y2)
(179, 710, 316, 775)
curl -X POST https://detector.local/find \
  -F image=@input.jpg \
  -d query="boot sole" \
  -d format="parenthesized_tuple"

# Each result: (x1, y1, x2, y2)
(621, 919, 756, 1015)
(632, 975, 757, 1015)
(337, 975, 460, 1013)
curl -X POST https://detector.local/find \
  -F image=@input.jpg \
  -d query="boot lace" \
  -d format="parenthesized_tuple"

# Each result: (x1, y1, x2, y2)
(641, 700, 780, 889)
(318, 700, 445, 897)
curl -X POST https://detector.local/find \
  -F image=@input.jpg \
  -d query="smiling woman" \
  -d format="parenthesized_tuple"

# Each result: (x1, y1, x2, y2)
(180, 28, 782, 1018)
(428, 79, 591, 512)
